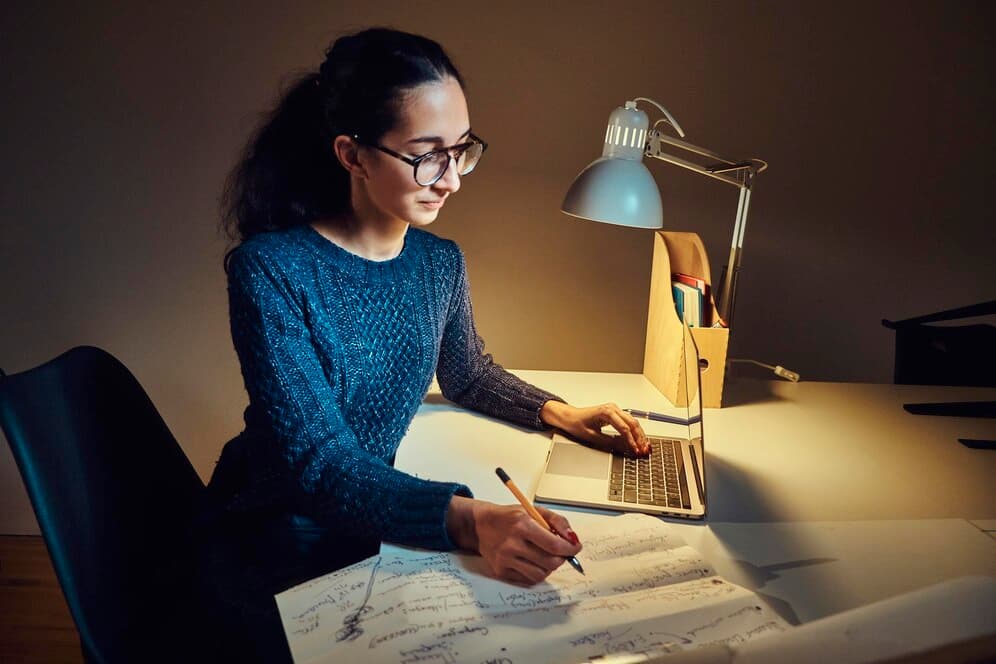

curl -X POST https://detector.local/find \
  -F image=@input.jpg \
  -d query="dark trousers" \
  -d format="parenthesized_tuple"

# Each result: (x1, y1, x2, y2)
(195, 509, 379, 663)
(195, 432, 382, 661)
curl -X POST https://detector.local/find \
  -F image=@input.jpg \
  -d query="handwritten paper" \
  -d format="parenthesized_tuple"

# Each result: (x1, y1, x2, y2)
(276, 514, 789, 663)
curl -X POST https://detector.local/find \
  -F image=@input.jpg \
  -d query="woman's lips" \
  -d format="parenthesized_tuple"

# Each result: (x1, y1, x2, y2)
(418, 199, 445, 209)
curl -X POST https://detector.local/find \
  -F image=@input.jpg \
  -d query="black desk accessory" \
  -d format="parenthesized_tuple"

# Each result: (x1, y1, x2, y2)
(958, 439, 996, 450)
(903, 401, 996, 418)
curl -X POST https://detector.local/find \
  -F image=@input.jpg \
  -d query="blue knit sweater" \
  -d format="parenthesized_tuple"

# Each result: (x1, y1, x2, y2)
(218, 224, 562, 553)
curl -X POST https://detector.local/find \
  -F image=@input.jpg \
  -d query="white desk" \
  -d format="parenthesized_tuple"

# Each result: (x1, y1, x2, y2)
(393, 372, 996, 624)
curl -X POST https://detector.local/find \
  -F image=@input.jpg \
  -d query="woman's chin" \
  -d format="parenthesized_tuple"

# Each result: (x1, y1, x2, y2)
(408, 207, 441, 226)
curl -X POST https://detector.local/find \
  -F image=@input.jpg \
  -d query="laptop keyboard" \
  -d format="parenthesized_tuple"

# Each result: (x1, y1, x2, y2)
(609, 436, 691, 509)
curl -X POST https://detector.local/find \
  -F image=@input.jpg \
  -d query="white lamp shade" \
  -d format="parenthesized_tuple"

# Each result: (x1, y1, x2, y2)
(561, 157, 663, 229)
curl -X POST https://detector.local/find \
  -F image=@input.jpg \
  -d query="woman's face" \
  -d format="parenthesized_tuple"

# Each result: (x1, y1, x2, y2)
(359, 77, 470, 227)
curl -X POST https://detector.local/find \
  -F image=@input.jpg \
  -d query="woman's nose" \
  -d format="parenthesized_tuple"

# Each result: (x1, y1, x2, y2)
(432, 157, 461, 194)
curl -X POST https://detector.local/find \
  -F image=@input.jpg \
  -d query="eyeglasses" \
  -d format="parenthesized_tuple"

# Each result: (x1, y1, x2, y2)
(354, 133, 488, 186)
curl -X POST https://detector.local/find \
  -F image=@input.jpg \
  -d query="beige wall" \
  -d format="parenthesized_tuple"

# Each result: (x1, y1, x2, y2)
(1, 1, 993, 533)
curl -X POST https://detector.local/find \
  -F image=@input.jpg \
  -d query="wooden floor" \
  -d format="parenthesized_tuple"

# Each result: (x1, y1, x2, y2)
(0, 535, 82, 663)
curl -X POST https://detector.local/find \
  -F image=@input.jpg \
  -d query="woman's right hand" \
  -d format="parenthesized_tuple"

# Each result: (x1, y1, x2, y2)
(446, 495, 582, 585)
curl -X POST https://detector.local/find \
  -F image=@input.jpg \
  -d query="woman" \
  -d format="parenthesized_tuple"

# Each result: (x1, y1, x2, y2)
(203, 26, 648, 661)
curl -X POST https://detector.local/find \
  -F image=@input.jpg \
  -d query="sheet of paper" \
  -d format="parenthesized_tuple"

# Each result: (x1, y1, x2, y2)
(650, 576, 996, 664)
(724, 575, 996, 664)
(276, 514, 789, 663)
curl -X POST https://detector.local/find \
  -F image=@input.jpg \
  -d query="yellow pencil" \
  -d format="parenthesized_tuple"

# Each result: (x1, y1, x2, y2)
(495, 467, 584, 575)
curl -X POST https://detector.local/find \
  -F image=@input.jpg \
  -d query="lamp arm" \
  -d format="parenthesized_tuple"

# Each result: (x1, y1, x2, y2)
(647, 132, 766, 187)
(644, 132, 764, 328)
(717, 182, 752, 326)
(647, 150, 747, 188)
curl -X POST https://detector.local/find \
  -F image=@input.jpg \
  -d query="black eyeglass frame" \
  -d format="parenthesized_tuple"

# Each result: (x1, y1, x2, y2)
(353, 133, 489, 186)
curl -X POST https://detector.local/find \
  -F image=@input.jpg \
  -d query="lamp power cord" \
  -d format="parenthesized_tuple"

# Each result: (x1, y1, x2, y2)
(727, 358, 801, 382)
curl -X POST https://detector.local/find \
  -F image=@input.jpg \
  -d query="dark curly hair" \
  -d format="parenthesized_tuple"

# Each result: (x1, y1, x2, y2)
(220, 27, 465, 262)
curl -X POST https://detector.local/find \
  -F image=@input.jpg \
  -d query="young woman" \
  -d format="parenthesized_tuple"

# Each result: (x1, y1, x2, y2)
(203, 27, 648, 660)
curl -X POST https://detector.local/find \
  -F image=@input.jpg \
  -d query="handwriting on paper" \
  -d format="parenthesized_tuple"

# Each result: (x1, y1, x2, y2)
(276, 514, 789, 664)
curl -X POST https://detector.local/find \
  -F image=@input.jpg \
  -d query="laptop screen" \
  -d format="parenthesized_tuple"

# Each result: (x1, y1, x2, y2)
(643, 321, 706, 509)
(680, 323, 706, 510)
(638, 321, 703, 438)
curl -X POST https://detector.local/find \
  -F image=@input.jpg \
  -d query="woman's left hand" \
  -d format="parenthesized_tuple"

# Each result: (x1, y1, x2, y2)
(540, 401, 650, 457)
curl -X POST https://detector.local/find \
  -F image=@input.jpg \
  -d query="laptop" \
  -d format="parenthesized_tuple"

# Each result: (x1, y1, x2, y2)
(535, 324, 707, 519)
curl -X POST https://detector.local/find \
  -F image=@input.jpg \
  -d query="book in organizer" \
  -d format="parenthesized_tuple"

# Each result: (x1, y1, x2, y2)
(672, 281, 703, 327)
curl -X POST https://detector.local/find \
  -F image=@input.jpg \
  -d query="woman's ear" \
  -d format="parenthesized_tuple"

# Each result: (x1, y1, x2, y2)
(333, 135, 368, 179)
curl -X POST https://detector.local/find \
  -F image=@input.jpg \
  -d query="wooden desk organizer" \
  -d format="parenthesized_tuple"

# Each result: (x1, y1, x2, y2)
(644, 231, 729, 408)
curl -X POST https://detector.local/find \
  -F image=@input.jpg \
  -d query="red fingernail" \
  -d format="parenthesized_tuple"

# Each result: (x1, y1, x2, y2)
(566, 529, 580, 545)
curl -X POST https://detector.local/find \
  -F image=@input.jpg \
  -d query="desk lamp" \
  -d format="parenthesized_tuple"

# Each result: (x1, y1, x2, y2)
(561, 98, 766, 327)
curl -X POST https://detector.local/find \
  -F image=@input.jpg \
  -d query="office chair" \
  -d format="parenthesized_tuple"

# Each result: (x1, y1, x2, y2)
(882, 300, 996, 389)
(883, 301, 996, 448)
(0, 346, 215, 663)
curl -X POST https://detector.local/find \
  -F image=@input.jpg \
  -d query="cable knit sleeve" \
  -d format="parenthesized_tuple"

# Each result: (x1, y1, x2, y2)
(435, 245, 566, 430)
(227, 244, 471, 550)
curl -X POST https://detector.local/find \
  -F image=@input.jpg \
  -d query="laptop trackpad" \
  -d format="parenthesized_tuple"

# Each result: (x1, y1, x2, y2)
(546, 442, 609, 479)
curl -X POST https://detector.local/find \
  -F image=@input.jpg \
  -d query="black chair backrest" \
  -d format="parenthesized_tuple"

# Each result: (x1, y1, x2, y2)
(0, 346, 206, 662)
(883, 300, 996, 387)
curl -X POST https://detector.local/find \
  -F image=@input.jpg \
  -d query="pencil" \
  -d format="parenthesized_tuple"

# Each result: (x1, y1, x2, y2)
(623, 408, 701, 425)
(494, 467, 584, 575)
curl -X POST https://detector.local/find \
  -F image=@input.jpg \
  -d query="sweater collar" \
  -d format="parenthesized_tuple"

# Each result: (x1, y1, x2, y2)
(296, 224, 421, 285)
